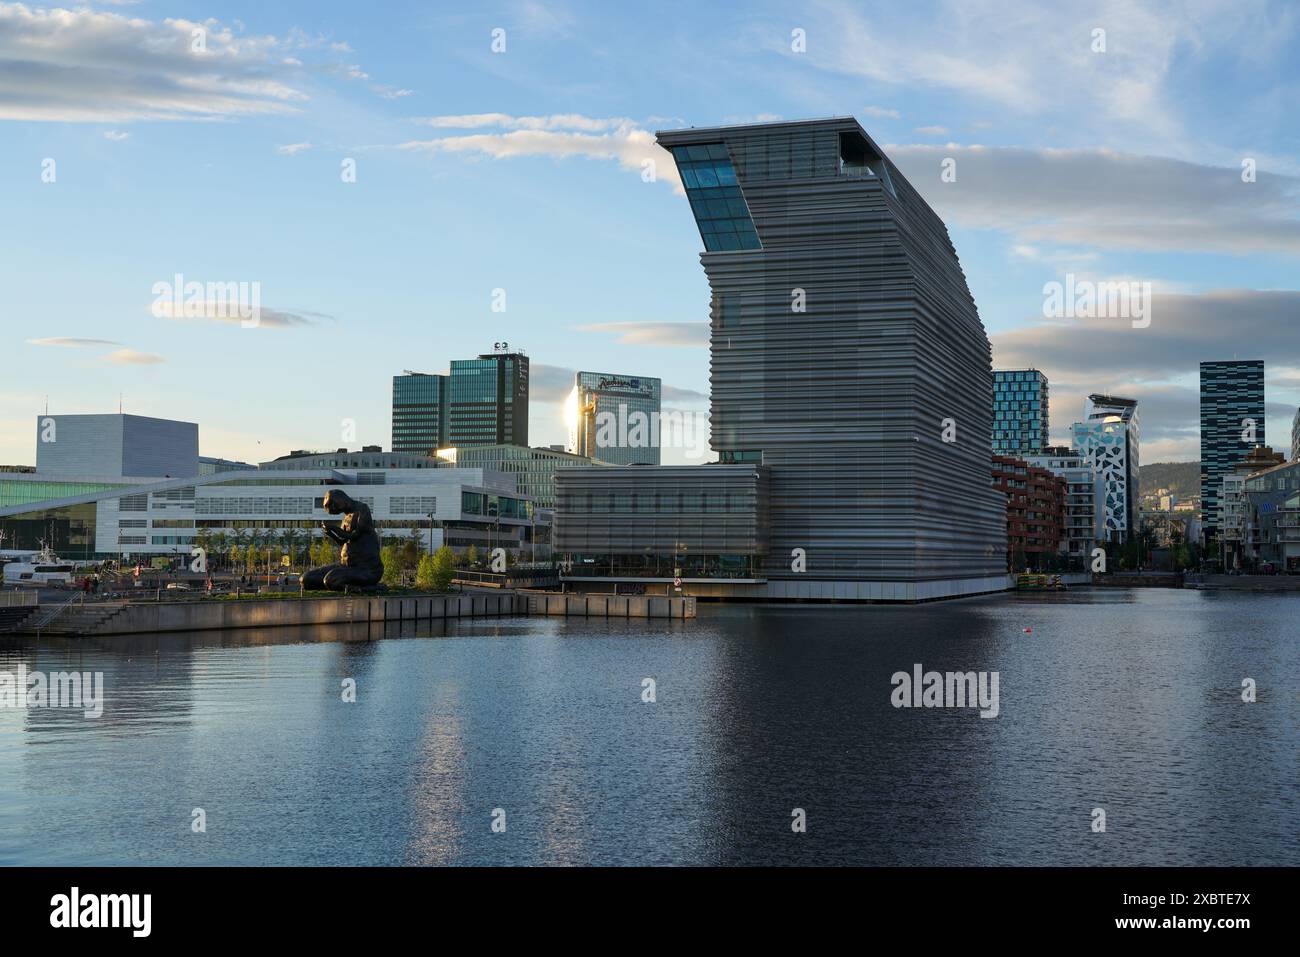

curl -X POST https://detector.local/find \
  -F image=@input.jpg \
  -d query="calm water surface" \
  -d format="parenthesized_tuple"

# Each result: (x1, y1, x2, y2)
(0, 589, 1295, 866)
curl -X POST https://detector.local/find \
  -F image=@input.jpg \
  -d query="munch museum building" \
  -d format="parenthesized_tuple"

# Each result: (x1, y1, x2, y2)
(554, 117, 1007, 601)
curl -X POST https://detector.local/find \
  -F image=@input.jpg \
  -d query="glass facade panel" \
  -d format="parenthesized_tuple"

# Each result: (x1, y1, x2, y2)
(670, 146, 761, 253)
(0, 478, 126, 509)
(0, 503, 98, 558)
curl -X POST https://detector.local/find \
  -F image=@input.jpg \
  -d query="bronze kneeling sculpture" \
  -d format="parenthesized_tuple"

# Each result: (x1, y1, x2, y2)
(303, 489, 384, 591)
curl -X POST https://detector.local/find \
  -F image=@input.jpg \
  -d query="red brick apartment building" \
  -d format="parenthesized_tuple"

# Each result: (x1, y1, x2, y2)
(992, 455, 1067, 571)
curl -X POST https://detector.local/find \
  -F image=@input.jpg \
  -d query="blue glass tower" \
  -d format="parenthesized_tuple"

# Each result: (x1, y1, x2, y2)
(391, 372, 448, 454)
(992, 369, 1049, 455)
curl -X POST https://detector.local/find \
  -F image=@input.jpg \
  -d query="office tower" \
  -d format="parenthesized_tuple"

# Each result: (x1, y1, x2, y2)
(1290, 407, 1299, 462)
(652, 117, 1005, 597)
(391, 372, 448, 454)
(1070, 395, 1140, 542)
(567, 371, 663, 465)
(448, 346, 530, 448)
(992, 369, 1049, 455)
(1199, 360, 1265, 538)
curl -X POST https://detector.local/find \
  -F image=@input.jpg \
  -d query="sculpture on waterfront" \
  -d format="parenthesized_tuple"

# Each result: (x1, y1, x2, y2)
(302, 489, 384, 591)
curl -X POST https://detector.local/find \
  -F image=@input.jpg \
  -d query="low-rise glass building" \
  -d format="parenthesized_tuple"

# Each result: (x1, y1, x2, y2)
(437, 444, 603, 509)
(554, 464, 769, 595)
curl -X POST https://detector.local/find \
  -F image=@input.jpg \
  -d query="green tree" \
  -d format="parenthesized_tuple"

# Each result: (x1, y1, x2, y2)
(194, 527, 212, 568)
(381, 544, 404, 586)
(211, 531, 229, 571)
(309, 532, 337, 567)
(431, 545, 456, 592)
(230, 528, 249, 570)
(282, 527, 302, 570)
(245, 529, 265, 573)
(465, 544, 479, 568)
(402, 528, 422, 571)
(415, 553, 436, 590)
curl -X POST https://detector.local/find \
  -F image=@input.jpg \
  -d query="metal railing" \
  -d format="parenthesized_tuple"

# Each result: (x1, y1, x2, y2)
(0, 591, 39, 608)
(25, 592, 85, 632)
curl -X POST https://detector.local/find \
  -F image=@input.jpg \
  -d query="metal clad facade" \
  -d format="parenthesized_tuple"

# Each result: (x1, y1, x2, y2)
(658, 118, 1005, 589)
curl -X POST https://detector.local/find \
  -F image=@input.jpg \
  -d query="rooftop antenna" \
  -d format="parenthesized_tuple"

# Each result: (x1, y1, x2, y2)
(119, 392, 123, 414)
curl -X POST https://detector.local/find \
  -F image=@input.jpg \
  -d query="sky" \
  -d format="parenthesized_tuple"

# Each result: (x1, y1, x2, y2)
(2, 0, 1298, 467)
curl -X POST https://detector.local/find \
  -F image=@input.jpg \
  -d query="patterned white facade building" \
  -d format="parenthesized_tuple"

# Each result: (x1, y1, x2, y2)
(1071, 395, 1140, 543)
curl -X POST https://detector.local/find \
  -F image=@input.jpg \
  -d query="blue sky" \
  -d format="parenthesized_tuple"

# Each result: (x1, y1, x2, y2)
(2, 0, 1298, 466)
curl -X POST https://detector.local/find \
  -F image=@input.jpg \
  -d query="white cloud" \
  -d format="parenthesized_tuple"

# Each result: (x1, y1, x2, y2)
(784, 0, 1297, 155)
(415, 113, 635, 132)
(397, 116, 681, 190)
(914, 125, 948, 135)
(0, 4, 386, 123)
(888, 144, 1300, 257)
(275, 142, 313, 155)
(101, 348, 165, 365)
(863, 105, 901, 119)
(152, 302, 330, 328)
(27, 337, 121, 347)
(102, 130, 129, 141)
(27, 336, 163, 368)
(577, 321, 707, 347)
(0, 4, 307, 121)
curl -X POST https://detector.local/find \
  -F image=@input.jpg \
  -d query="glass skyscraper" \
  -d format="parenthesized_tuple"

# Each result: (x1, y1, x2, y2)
(992, 369, 1049, 455)
(391, 372, 448, 455)
(448, 349, 529, 448)
(1200, 360, 1265, 537)
(567, 371, 663, 465)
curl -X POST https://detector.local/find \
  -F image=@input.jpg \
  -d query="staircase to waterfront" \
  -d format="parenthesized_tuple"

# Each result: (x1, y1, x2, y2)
(0, 606, 38, 634)
(21, 598, 132, 636)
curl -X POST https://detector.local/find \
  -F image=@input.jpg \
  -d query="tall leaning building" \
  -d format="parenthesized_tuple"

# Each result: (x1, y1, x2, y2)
(556, 117, 1006, 600)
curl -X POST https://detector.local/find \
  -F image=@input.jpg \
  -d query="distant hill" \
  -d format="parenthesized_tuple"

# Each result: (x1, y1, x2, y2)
(1139, 461, 1200, 502)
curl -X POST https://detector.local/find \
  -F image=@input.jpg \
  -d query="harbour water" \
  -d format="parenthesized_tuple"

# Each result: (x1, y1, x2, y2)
(0, 589, 1295, 866)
